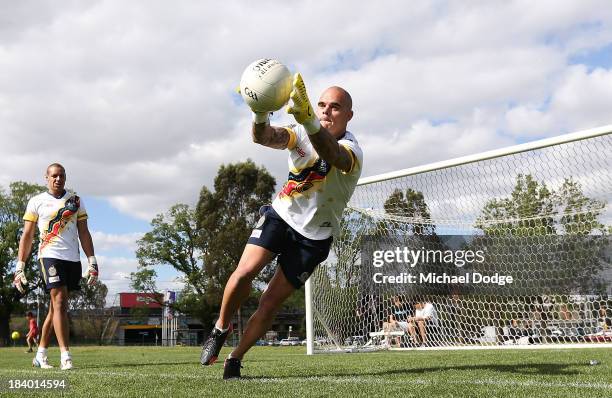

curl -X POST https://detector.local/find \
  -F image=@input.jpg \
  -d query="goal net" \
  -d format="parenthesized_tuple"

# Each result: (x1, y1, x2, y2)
(307, 126, 612, 352)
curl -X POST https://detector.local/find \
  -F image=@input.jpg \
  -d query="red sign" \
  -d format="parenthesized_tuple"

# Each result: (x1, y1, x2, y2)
(119, 293, 163, 308)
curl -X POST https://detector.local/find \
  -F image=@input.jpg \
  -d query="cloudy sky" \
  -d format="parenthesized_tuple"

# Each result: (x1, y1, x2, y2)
(2, 1, 611, 302)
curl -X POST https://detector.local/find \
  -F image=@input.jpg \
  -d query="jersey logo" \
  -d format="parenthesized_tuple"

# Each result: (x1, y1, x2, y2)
(279, 158, 331, 198)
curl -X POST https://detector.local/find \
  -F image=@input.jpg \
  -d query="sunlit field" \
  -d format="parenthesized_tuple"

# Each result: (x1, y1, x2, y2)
(1, 346, 611, 397)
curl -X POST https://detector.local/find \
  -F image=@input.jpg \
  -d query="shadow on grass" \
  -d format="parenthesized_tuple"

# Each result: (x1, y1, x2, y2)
(242, 362, 584, 380)
(375, 362, 581, 376)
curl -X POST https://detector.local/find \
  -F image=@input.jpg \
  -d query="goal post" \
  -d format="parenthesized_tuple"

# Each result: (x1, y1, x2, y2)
(305, 124, 612, 353)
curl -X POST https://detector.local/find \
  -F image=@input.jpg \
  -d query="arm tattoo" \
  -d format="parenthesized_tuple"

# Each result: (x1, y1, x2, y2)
(252, 124, 289, 149)
(267, 127, 290, 149)
(308, 130, 353, 172)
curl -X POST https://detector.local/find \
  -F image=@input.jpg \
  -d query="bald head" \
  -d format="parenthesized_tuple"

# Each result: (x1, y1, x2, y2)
(322, 86, 352, 111)
(46, 162, 65, 175)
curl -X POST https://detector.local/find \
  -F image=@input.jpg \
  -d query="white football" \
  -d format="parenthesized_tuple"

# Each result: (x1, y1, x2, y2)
(240, 59, 292, 112)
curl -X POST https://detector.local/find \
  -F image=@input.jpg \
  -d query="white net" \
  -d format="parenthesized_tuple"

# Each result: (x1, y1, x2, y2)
(310, 128, 612, 351)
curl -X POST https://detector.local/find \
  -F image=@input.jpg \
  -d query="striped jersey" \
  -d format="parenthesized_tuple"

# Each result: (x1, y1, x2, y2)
(272, 125, 363, 240)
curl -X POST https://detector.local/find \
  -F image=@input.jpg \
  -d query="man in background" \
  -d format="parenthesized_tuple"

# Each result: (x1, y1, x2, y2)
(14, 163, 99, 370)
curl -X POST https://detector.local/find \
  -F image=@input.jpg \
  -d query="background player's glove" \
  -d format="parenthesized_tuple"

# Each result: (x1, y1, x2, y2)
(287, 73, 321, 135)
(252, 111, 270, 125)
(84, 256, 99, 285)
(14, 260, 28, 294)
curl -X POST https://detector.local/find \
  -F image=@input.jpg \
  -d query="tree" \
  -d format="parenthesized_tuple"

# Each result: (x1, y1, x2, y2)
(552, 178, 608, 294)
(475, 174, 555, 236)
(130, 268, 159, 297)
(473, 174, 608, 318)
(135, 160, 276, 332)
(69, 280, 108, 311)
(196, 160, 277, 292)
(382, 188, 443, 293)
(136, 204, 202, 293)
(554, 178, 606, 235)
(383, 188, 436, 235)
(326, 208, 375, 289)
(197, 160, 276, 333)
(0, 182, 45, 346)
(475, 174, 606, 238)
(69, 280, 109, 344)
(133, 203, 215, 326)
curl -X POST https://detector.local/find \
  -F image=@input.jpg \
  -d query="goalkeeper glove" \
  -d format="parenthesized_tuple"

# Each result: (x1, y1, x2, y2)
(287, 73, 321, 135)
(240, 83, 269, 125)
(84, 256, 99, 285)
(252, 111, 270, 125)
(14, 260, 28, 294)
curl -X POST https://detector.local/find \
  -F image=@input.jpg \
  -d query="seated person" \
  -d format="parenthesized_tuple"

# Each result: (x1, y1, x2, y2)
(377, 297, 412, 347)
(382, 314, 402, 347)
(383, 314, 401, 331)
(599, 304, 612, 330)
(406, 301, 439, 347)
(558, 304, 573, 321)
(392, 296, 411, 322)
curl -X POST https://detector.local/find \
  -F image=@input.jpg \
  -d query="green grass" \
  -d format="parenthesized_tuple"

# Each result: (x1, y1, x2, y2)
(1, 345, 611, 397)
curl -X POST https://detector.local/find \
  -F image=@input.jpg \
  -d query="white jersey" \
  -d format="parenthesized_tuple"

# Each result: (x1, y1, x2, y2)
(272, 125, 363, 240)
(416, 303, 438, 326)
(23, 191, 88, 261)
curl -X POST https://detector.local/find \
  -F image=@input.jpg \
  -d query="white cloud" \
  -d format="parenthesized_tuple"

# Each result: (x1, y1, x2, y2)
(505, 107, 554, 138)
(0, 0, 611, 223)
(3, 1, 610, 309)
(548, 66, 612, 129)
(91, 231, 144, 253)
(505, 65, 612, 138)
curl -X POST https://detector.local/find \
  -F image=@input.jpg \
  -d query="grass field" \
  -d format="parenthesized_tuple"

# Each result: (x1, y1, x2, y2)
(1, 345, 611, 397)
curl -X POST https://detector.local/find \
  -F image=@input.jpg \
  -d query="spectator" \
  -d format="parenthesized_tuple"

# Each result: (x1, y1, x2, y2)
(407, 300, 439, 347)
(598, 303, 611, 330)
(382, 314, 402, 347)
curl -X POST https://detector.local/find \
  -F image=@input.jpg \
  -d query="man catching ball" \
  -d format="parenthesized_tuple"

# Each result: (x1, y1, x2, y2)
(200, 73, 363, 379)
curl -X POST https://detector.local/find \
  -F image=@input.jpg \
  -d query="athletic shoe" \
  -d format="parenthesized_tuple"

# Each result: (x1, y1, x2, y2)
(223, 357, 242, 380)
(32, 356, 53, 369)
(60, 358, 73, 370)
(200, 325, 231, 366)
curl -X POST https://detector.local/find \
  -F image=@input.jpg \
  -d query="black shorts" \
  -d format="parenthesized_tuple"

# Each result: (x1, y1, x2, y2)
(39, 258, 82, 291)
(247, 206, 332, 289)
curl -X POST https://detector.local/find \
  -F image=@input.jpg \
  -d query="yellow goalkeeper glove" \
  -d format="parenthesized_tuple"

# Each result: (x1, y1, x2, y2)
(287, 73, 320, 135)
